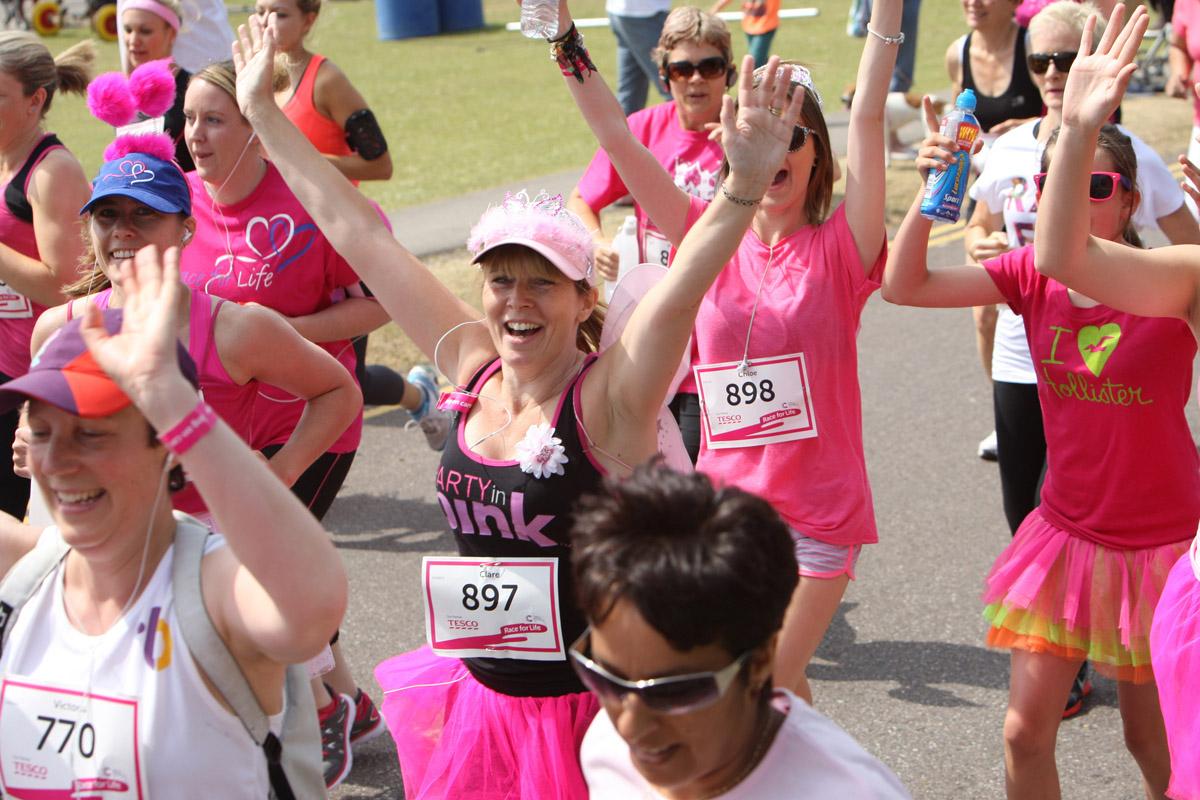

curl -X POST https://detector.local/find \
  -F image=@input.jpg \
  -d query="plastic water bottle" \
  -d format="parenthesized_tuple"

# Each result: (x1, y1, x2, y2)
(920, 90, 980, 224)
(520, 0, 560, 39)
(606, 216, 640, 302)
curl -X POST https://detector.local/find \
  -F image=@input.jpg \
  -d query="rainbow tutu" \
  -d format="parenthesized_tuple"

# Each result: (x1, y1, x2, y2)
(983, 508, 1188, 683)
(1151, 549, 1200, 800)
(375, 646, 599, 800)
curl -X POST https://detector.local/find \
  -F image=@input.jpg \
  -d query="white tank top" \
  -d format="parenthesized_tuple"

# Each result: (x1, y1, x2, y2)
(0, 533, 279, 798)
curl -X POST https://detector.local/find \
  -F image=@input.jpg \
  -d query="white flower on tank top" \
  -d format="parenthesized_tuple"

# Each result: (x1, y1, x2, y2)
(516, 423, 569, 479)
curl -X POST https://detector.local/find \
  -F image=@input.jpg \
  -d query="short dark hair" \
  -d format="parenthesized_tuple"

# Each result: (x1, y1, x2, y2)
(571, 463, 798, 656)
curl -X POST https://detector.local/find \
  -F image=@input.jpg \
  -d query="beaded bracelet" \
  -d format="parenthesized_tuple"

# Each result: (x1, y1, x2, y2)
(720, 184, 761, 207)
(550, 24, 597, 84)
(159, 400, 217, 456)
(866, 25, 905, 45)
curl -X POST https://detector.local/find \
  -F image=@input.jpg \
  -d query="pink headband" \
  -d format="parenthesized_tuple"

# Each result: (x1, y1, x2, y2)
(122, 0, 181, 31)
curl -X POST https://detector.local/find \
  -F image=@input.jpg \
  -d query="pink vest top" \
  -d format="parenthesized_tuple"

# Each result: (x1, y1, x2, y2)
(0, 136, 63, 378)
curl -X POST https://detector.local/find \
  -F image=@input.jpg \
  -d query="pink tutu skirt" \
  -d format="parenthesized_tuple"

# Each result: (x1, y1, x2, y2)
(374, 647, 600, 800)
(983, 508, 1189, 683)
(1151, 549, 1200, 800)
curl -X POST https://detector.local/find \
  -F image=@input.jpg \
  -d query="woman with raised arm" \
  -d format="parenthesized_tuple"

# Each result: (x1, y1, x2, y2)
(0, 247, 347, 795)
(232, 12, 804, 798)
(0, 34, 92, 521)
(27, 130, 359, 528)
(1033, 7, 1200, 799)
(884, 12, 1193, 790)
(546, 0, 898, 703)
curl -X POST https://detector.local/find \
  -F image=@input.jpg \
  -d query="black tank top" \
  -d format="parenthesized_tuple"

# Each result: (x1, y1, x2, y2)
(961, 28, 1043, 133)
(435, 355, 604, 697)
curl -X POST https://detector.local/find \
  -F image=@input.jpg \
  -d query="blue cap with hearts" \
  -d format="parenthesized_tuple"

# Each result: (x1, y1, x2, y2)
(81, 151, 192, 217)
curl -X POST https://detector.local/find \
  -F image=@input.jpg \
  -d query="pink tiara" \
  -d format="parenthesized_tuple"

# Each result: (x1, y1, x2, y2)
(754, 63, 823, 109)
(467, 191, 595, 284)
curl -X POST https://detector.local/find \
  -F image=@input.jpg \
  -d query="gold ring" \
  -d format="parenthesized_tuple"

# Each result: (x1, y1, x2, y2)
(768, 106, 782, 117)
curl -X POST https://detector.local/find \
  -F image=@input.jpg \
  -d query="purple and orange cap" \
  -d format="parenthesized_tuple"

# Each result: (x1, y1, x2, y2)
(0, 310, 197, 418)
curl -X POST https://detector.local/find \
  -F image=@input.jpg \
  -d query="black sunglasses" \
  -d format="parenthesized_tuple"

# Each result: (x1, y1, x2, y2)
(568, 629, 753, 715)
(665, 56, 728, 82)
(789, 125, 815, 152)
(1033, 170, 1133, 201)
(1027, 51, 1078, 75)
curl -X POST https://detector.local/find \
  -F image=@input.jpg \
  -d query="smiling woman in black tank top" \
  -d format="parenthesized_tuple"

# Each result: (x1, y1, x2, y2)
(960, 26, 1042, 131)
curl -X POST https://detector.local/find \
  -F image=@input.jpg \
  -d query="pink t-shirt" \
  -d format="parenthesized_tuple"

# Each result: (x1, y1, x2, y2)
(686, 198, 884, 546)
(0, 137, 61, 379)
(180, 163, 362, 452)
(985, 245, 1200, 549)
(1173, 0, 1200, 127)
(577, 101, 723, 268)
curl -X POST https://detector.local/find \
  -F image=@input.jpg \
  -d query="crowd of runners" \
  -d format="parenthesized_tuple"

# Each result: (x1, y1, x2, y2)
(0, 0, 1196, 797)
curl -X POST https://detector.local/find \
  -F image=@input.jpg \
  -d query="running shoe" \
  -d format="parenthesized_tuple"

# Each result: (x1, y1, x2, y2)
(320, 692, 355, 789)
(978, 430, 999, 462)
(349, 688, 386, 745)
(405, 365, 451, 451)
(1062, 662, 1092, 720)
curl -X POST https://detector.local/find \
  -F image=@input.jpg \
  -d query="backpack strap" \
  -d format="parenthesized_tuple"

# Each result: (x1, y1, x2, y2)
(0, 528, 70, 660)
(170, 517, 305, 800)
(4, 134, 63, 224)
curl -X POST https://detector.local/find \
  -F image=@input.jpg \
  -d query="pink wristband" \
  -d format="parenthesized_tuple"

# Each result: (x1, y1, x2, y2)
(159, 401, 217, 455)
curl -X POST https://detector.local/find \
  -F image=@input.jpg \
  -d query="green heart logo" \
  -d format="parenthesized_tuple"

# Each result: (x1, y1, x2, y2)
(1077, 323, 1122, 377)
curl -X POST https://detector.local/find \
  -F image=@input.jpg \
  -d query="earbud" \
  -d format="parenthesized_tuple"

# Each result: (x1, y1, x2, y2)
(181, 230, 193, 244)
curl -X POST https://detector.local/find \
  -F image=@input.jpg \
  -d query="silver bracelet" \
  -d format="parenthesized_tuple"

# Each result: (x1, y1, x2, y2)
(720, 184, 761, 206)
(866, 25, 905, 45)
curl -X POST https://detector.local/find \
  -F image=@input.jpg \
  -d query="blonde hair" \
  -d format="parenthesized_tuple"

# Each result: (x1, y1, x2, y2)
(0, 34, 93, 117)
(653, 6, 733, 68)
(1028, 1, 1105, 43)
(480, 244, 605, 354)
(191, 59, 286, 116)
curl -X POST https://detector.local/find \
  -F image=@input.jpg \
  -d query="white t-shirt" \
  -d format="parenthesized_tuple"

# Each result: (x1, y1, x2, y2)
(581, 689, 912, 799)
(970, 119, 1186, 383)
(606, 0, 671, 17)
(0, 529, 281, 797)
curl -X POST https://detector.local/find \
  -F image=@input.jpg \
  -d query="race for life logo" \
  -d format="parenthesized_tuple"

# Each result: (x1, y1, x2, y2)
(206, 213, 317, 292)
(136, 606, 172, 671)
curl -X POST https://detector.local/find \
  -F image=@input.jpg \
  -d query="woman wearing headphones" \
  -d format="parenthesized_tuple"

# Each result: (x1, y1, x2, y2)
(178, 60, 389, 788)
(567, 5, 733, 463)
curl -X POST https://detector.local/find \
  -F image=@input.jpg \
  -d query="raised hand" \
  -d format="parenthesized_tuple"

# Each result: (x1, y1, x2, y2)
(915, 94, 959, 184)
(1059, 4, 1149, 130)
(231, 12, 278, 122)
(79, 247, 187, 411)
(721, 55, 806, 196)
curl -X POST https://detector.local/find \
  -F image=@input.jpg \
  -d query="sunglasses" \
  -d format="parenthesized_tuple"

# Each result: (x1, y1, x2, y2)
(664, 56, 728, 82)
(568, 629, 753, 715)
(1033, 171, 1133, 201)
(1026, 51, 1078, 75)
(790, 125, 814, 152)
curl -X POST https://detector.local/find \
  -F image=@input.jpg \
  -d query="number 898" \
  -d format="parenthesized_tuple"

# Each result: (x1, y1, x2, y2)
(724, 379, 775, 406)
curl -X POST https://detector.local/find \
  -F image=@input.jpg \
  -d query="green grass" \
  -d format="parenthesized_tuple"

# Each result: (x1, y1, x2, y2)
(40, 0, 963, 212)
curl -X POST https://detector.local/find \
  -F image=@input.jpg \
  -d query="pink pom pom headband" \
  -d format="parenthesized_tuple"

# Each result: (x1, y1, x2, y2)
(468, 191, 596, 286)
(121, 0, 180, 31)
